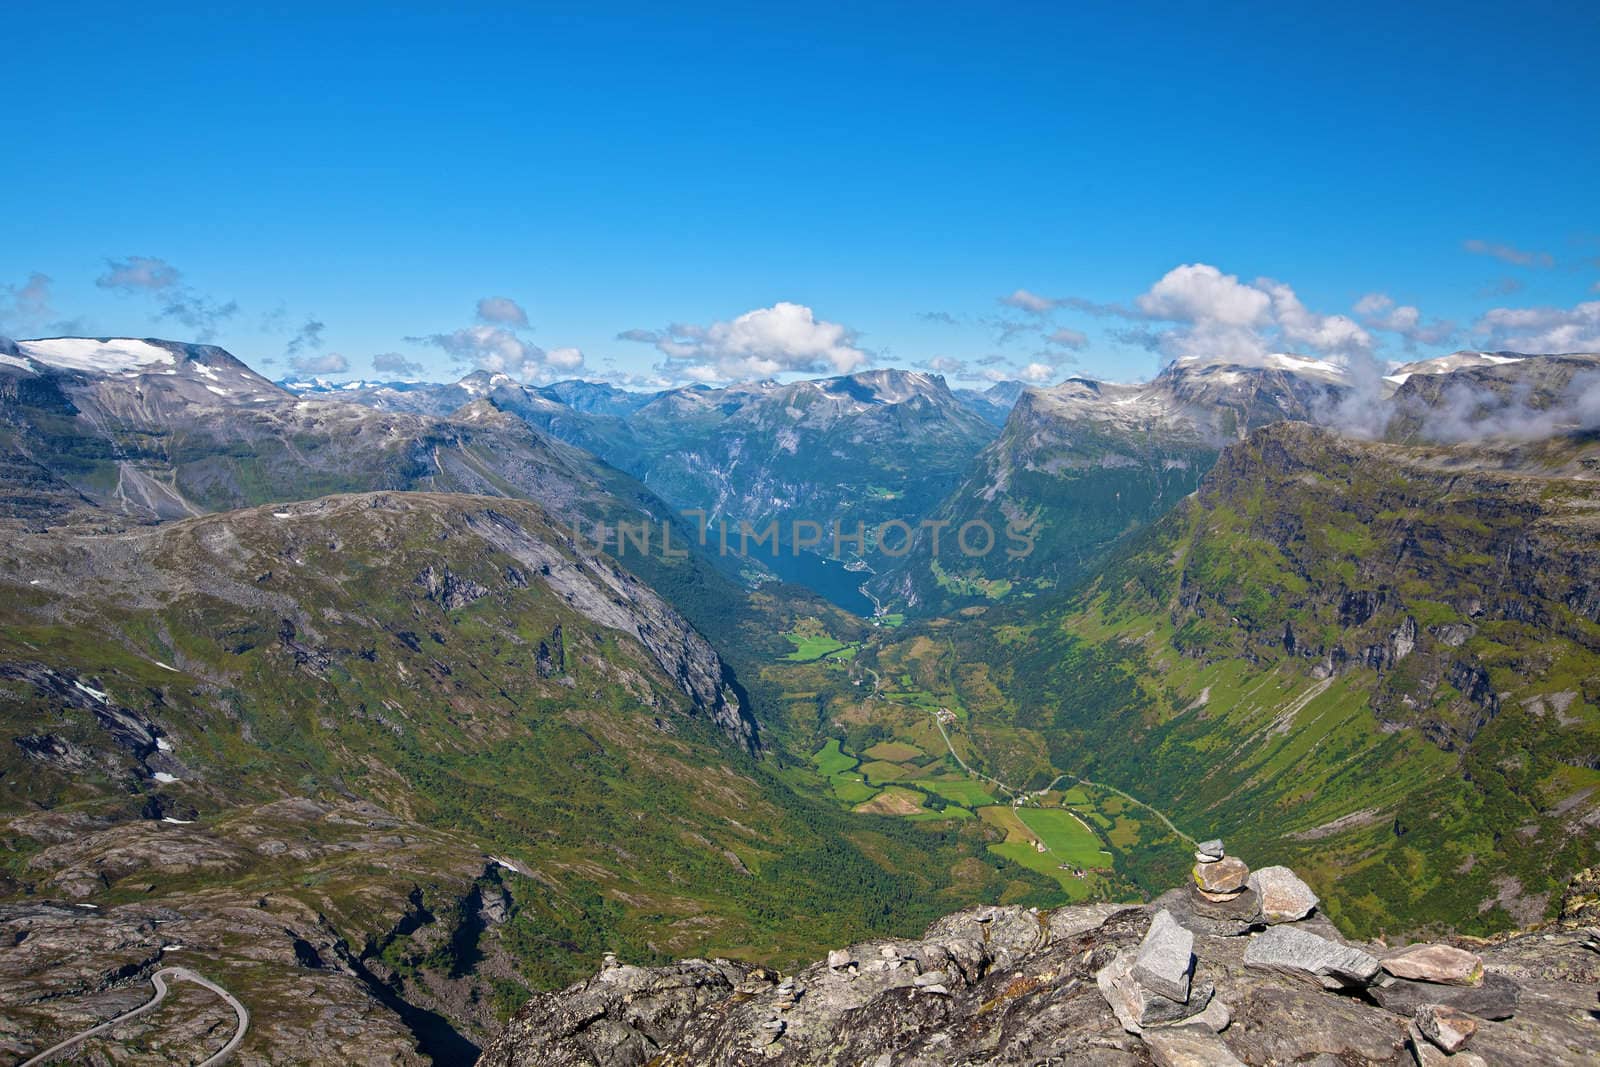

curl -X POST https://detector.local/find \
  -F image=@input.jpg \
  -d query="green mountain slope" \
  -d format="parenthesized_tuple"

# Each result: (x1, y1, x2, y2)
(0, 493, 1047, 1061)
(868, 421, 1600, 937)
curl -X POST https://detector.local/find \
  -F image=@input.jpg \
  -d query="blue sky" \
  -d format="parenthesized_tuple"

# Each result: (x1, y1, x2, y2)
(3, 2, 1597, 387)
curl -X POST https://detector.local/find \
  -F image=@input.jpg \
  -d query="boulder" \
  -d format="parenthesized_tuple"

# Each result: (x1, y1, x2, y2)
(1382, 943, 1484, 985)
(1097, 950, 1215, 1032)
(1370, 972, 1519, 1020)
(1247, 866, 1319, 923)
(1194, 856, 1249, 894)
(1196, 839, 1225, 860)
(1132, 910, 1196, 1003)
(1415, 1003, 1477, 1053)
(1243, 924, 1381, 989)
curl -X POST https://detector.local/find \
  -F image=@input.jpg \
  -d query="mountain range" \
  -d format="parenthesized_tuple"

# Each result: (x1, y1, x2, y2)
(1, 335, 1596, 1064)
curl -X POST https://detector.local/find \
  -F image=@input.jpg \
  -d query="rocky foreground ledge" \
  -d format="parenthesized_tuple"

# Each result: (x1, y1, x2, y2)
(480, 853, 1600, 1066)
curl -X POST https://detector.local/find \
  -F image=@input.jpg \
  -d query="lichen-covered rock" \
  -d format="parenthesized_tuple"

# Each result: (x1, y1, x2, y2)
(1132, 910, 1196, 1002)
(1370, 971, 1519, 1020)
(1097, 949, 1215, 1032)
(1194, 856, 1250, 894)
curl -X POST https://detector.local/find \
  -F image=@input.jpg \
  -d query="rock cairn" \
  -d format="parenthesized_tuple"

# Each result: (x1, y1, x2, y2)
(1106, 837, 1506, 1065)
(479, 836, 1592, 1067)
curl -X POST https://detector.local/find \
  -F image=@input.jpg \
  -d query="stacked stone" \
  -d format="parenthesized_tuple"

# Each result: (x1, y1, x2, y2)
(1096, 909, 1226, 1036)
(1192, 839, 1250, 900)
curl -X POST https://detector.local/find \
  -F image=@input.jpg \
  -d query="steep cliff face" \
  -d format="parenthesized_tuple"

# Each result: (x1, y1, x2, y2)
(493, 370, 1000, 558)
(873, 357, 1349, 615)
(955, 420, 1600, 935)
(1180, 422, 1600, 746)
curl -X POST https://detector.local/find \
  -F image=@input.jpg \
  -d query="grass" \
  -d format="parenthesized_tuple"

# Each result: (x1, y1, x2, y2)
(864, 740, 924, 762)
(914, 776, 998, 808)
(811, 739, 857, 776)
(783, 632, 851, 661)
(1017, 808, 1112, 868)
(859, 759, 914, 783)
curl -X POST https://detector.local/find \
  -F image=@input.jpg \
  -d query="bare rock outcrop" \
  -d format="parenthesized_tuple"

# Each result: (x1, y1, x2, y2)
(479, 859, 1600, 1066)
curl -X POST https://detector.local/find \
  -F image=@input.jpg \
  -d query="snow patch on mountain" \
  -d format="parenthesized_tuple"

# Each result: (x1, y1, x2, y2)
(16, 338, 178, 374)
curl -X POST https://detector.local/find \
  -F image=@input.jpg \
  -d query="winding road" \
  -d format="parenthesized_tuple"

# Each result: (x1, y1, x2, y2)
(19, 965, 249, 1067)
(926, 708, 1197, 847)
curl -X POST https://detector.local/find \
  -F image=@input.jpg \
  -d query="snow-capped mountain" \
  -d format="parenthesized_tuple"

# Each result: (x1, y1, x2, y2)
(5, 337, 290, 407)
(0, 338, 668, 530)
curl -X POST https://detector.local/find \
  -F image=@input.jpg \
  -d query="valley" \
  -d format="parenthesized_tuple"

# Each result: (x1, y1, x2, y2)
(1, 338, 1597, 1064)
(8, 11, 1597, 1062)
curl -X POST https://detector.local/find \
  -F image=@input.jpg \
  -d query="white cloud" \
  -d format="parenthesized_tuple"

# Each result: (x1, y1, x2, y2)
(286, 318, 325, 356)
(626, 302, 868, 383)
(546, 346, 584, 372)
(410, 301, 583, 381)
(1475, 301, 1600, 353)
(96, 255, 237, 339)
(0, 272, 54, 333)
(1116, 263, 1378, 365)
(1462, 239, 1553, 269)
(919, 355, 970, 376)
(1354, 293, 1456, 350)
(411, 325, 548, 377)
(1016, 361, 1056, 383)
(1136, 263, 1272, 328)
(1261, 280, 1372, 358)
(477, 296, 530, 327)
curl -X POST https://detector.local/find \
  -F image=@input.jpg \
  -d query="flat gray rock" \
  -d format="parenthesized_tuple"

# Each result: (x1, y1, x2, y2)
(1143, 1027, 1245, 1067)
(1196, 839, 1224, 859)
(1132, 909, 1196, 1003)
(1247, 865, 1319, 923)
(1243, 924, 1380, 989)
(1370, 971, 1519, 1019)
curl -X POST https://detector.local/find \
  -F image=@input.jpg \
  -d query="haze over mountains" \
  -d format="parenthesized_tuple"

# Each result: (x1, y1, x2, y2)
(2, 334, 1597, 1064)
